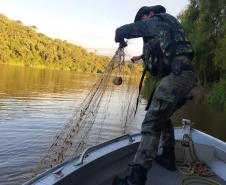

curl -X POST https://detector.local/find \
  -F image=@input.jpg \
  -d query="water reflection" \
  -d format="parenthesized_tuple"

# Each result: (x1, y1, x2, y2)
(0, 64, 141, 185)
(172, 96, 226, 142)
(0, 64, 225, 185)
(0, 64, 99, 96)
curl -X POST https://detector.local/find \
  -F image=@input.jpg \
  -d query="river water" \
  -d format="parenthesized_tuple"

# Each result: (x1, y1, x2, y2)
(0, 64, 226, 185)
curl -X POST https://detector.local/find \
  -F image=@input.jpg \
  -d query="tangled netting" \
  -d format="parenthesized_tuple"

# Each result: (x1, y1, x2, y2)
(32, 48, 141, 176)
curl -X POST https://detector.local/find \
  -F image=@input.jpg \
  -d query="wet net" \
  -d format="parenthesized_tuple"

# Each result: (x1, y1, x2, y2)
(32, 48, 142, 176)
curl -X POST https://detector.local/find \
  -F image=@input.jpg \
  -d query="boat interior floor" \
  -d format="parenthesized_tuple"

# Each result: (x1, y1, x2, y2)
(146, 162, 226, 185)
(95, 155, 226, 185)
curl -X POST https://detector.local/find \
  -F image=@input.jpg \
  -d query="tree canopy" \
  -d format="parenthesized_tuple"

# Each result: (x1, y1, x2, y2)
(178, 0, 226, 109)
(0, 14, 110, 73)
(178, 0, 226, 85)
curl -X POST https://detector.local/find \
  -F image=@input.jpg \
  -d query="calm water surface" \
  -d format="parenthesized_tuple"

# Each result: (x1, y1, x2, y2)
(0, 64, 225, 185)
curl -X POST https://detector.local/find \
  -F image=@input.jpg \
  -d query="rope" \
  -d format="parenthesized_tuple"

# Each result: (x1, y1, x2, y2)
(181, 176, 222, 185)
(177, 134, 222, 185)
(177, 161, 214, 177)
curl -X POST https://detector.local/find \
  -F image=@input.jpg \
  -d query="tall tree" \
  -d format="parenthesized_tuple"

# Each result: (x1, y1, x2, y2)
(178, 0, 226, 84)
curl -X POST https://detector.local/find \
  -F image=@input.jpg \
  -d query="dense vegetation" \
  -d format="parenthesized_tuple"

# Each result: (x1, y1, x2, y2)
(0, 14, 110, 73)
(178, 0, 226, 109)
(1, 1, 226, 109)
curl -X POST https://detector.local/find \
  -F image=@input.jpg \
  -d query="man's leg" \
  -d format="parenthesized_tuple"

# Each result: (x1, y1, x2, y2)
(133, 71, 196, 172)
(133, 97, 177, 169)
(112, 71, 196, 185)
(112, 96, 175, 185)
(161, 119, 175, 150)
(112, 81, 176, 185)
(156, 119, 176, 171)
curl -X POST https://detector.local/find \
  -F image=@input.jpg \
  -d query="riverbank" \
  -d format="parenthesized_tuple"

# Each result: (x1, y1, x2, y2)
(0, 14, 110, 73)
(0, 58, 107, 73)
(0, 60, 143, 78)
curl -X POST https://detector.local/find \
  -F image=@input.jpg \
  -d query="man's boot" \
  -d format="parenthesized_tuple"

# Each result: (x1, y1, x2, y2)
(155, 147, 176, 171)
(112, 164, 147, 185)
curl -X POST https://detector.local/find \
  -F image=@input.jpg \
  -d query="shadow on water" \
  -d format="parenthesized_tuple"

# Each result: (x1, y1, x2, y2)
(172, 91, 226, 142)
(141, 75, 226, 142)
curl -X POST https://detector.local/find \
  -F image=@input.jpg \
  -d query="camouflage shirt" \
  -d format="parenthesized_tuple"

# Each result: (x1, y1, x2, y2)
(115, 13, 193, 60)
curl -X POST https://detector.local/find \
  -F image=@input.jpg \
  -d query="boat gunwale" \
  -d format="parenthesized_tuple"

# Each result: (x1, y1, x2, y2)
(24, 128, 226, 185)
(23, 134, 141, 185)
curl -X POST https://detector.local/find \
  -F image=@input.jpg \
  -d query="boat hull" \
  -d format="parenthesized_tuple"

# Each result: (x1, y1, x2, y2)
(24, 128, 226, 185)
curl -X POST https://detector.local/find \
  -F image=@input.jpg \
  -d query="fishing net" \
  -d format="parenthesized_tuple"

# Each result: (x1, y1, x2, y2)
(32, 48, 142, 176)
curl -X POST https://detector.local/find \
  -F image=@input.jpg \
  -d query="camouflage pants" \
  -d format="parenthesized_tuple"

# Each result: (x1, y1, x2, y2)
(133, 69, 196, 169)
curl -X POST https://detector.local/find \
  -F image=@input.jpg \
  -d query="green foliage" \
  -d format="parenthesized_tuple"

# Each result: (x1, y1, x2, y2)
(207, 80, 226, 110)
(215, 23, 226, 77)
(178, 0, 226, 109)
(178, 0, 226, 85)
(0, 14, 110, 73)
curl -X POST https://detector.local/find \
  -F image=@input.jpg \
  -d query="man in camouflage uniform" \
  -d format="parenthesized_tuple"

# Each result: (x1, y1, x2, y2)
(112, 5, 196, 185)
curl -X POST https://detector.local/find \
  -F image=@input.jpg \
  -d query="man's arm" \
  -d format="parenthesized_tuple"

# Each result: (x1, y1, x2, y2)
(115, 19, 158, 43)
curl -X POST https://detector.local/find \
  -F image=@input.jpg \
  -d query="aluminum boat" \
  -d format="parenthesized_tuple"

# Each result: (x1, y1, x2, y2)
(24, 119, 226, 185)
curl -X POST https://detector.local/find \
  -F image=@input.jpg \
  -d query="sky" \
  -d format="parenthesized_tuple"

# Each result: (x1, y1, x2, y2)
(0, 0, 189, 56)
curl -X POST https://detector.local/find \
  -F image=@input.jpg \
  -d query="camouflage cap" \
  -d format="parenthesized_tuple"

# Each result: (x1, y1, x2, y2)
(149, 5, 166, 14)
(134, 6, 151, 23)
(134, 5, 166, 23)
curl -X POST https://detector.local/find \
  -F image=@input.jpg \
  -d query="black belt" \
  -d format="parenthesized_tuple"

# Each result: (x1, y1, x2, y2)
(170, 56, 193, 74)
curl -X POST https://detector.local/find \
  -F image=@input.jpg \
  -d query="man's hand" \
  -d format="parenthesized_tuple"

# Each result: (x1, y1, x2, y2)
(131, 55, 142, 63)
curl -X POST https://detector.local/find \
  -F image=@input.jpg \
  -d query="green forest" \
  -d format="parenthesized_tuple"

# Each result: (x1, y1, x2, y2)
(0, 14, 110, 73)
(179, 0, 226, 109)
(1, 0, 226, 109)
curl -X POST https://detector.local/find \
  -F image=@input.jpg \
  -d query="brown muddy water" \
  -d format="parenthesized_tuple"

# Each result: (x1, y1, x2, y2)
(0, 64, 225, 185)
